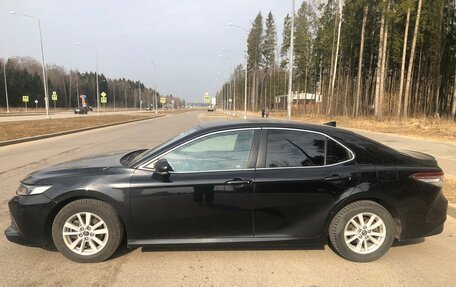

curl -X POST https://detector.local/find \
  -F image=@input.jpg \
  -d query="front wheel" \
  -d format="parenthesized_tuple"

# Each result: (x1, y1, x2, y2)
(52, 199, 123, 263)
(329, 200, 395, 262)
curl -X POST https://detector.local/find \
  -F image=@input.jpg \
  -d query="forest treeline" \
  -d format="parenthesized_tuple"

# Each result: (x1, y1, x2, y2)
(0, 56, 184, 109)
(217, 0, 456, 120)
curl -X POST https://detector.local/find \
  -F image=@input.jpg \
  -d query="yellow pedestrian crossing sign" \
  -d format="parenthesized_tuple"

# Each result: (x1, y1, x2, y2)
(51, 91, 57, 101)
(101, 97, 107, 104)
(204, 94, 210, 103)
(160, 97, 166, 104)
(22, 95, 29, 102)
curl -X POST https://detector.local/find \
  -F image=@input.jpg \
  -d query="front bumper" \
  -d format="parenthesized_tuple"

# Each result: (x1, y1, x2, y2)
(4, 194, 57, 247)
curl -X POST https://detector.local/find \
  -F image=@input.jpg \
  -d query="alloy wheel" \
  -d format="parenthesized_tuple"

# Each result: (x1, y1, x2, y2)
(62, 212, 109, 256)
(343, 212, 386, 254)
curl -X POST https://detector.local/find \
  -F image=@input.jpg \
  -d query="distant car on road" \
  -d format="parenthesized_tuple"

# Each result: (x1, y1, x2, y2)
(207, 105, 215, 112)
(5, 120, 447, 263)
(74, 106, 88, 114)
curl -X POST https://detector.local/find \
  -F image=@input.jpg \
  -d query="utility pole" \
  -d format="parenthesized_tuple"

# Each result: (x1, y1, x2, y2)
(138, 82, 142, 112)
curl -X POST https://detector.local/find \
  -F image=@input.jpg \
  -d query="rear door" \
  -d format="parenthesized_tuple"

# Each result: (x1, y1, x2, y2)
(253, 128, 360, 238)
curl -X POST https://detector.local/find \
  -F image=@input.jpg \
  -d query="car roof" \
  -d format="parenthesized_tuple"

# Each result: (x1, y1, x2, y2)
(196, 119, 354, 137)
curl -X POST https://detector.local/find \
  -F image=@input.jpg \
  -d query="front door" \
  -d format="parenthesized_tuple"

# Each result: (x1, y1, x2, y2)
(130, 129, 259, 240)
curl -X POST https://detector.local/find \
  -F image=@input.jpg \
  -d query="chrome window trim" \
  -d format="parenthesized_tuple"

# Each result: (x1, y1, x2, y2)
(138, 127, 260, 172)
(258, 127, 356, 170)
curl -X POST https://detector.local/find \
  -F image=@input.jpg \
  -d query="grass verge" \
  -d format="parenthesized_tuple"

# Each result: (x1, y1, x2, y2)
(0, 114, 161, 142)
(264, 112, 456, 143)
(444, 176, 456, 204)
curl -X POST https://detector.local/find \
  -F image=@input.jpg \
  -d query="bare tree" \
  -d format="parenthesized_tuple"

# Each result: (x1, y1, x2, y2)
(397, 6, 411, 117)
(403, 0, 423, 117)
(354, 5, 368, 117)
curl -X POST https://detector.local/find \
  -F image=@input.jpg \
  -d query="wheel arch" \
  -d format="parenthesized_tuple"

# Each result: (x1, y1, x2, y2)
(44, 191, 130, 245)
(323, 194, 403, 241)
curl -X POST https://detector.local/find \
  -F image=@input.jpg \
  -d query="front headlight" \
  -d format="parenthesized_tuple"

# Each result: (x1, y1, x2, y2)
(16, 184, 52, 196)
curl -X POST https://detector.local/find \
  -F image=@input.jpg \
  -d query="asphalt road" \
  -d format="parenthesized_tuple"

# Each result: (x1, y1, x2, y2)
(0, 111, 454, 286)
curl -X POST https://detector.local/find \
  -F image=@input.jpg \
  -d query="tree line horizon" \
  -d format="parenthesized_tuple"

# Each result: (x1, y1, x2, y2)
(0, 56, 185, 110)
(216, 0, 456, 120)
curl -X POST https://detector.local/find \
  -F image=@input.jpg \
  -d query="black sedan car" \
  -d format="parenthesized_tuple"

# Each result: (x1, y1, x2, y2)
(74, 106, 88, 114)
(5, 121, 447, 263)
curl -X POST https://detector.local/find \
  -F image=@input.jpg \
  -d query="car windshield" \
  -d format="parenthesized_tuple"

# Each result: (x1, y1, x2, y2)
(127, 126, 199, 166)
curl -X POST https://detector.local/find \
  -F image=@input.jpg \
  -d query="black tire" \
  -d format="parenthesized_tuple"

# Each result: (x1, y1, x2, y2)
(52, 199, 123, 263)
(329, 200, 395, 262)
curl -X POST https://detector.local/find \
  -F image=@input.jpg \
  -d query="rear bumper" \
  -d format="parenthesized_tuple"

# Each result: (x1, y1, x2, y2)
(399, 191, 448, 240)
(5, 195, 57, 247)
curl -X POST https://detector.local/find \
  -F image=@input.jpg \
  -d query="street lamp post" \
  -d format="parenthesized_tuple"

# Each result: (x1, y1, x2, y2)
(2, 60, 9, 113)
(150, 60, 158, 114)
(124, 86, 129, 110)
(75, 42, 100, 115)
(2, 56, 17, 113)
(218, 54, 232, 114)
(10, 12, 50, 119)
(228, 23, 249, 119)
(138, 82, 142, 112)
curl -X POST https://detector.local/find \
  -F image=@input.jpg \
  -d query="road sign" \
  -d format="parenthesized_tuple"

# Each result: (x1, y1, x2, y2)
(204, 95, 210, 103)
(101, 97, 107, 104)
(160, 97, 166, 104)
(52, 91, 57, 101)
(22, 95, 29, 102)
(228, 98, 232, 103)
(101, 92, 107, 97)
(34, 100, 38, 104)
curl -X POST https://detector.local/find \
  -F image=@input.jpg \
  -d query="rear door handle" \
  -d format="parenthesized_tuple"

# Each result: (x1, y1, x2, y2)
(324, 175, 351, 182)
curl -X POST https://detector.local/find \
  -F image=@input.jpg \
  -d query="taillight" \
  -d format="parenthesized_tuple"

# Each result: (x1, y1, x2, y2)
(410, 172, 444, 187)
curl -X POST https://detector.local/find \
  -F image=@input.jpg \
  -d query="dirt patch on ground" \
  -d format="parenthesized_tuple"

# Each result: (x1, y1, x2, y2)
(444, 176, 456, 204)
(263, 112, 456, 143)
(0, 114, 161, 142)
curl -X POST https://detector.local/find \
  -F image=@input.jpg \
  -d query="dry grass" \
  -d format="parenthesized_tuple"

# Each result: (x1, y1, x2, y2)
(444, 176, 456, 204)
(264, 111, 456, 143)
(0, 114, 161, 142)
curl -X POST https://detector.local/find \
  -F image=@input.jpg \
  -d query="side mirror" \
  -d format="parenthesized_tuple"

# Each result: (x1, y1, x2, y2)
(154, 159, 173, 177)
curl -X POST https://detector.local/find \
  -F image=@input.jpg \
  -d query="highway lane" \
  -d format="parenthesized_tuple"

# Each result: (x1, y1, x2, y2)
(0, 111, 454, 286)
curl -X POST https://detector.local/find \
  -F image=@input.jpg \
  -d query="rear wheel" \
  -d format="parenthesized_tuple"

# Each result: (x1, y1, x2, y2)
(329, 200, 395, 262)
(52, 199, 123, 263)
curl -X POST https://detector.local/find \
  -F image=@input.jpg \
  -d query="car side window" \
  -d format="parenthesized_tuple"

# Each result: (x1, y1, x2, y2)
(266, 130, 326, 167)
(158, 130, 254, 172)
(326, 138, 351, 165)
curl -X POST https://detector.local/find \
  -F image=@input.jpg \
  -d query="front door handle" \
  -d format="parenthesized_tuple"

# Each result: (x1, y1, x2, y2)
(324, 175, 351, 182)
(225, 179, 252, 185)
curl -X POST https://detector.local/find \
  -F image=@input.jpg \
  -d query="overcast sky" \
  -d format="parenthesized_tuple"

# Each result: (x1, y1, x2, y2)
(0, 0, 299, 102)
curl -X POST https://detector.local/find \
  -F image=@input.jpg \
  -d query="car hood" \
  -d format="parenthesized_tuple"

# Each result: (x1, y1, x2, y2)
(22, 152, 127, 185)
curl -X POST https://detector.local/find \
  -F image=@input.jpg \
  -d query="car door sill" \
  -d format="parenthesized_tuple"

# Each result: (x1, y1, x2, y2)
(127, 236, 313, 247)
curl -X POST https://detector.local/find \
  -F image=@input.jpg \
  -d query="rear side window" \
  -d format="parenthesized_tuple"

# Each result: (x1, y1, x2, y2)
(326, 138, 350, 164)
(266, 130, 326, 167)
(265, 129, 352, 168)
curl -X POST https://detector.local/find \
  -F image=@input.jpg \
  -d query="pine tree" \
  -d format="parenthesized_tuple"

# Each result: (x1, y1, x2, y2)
(262, 12, 277, 110)
(247, 12, 264, 112)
